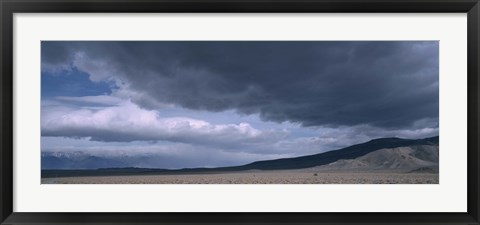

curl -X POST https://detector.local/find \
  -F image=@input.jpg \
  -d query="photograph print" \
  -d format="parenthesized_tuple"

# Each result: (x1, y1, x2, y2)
(41, 41, 439, 184)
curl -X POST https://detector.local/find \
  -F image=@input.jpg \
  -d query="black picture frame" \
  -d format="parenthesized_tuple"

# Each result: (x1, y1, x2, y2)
(1, 0, 479, 224)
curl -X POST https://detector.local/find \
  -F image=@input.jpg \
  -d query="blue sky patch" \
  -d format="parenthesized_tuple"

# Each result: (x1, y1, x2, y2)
(42, 67, 113, 98)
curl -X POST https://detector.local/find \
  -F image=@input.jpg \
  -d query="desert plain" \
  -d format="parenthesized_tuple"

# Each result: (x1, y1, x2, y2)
(41, 169, 438, 184)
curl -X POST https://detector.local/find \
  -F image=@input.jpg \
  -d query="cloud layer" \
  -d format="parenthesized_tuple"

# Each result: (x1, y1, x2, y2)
(42, 41, 439, 129)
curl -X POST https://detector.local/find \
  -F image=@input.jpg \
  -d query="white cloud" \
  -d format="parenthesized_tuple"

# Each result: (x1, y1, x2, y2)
(42, 99, 288, 151)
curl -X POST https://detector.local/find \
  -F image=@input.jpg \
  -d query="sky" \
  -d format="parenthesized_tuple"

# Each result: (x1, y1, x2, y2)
(41, 41, 439, 169)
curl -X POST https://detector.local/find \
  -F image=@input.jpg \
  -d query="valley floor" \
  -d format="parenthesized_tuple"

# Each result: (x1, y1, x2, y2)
(41, 170, 439, 184)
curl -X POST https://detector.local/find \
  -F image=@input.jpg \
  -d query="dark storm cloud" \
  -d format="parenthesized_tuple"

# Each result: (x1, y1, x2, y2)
(42, 41, 439, 129)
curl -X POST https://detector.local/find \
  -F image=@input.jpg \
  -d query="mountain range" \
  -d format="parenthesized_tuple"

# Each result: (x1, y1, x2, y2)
(42, 136, 439, 178)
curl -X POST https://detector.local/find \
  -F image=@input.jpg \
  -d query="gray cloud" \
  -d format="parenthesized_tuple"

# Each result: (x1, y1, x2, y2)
(42, 41, 439, 129)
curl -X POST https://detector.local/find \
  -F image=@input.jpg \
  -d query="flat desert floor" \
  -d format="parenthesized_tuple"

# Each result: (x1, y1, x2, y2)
(41, 170, 439, 184)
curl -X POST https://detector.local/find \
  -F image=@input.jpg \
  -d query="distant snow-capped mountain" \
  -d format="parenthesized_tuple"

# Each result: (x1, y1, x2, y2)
(41, 136, 439, 172)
